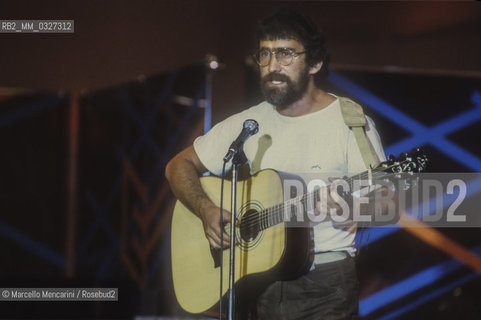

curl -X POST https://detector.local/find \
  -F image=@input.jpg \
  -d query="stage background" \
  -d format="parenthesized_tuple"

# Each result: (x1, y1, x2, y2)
(1, 1, 480, 319)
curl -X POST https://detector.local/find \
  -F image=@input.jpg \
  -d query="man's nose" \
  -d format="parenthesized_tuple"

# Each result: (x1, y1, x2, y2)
(267, 54, 282, 73)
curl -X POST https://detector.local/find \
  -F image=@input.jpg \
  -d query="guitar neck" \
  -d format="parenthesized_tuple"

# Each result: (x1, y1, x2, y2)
(242, 164, 404, 232)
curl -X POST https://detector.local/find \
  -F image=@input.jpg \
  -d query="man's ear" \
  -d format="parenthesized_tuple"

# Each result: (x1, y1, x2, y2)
(309, 61, 323, 75)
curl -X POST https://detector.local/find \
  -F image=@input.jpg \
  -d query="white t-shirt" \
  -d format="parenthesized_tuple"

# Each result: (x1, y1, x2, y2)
(194, 98, 386, 254)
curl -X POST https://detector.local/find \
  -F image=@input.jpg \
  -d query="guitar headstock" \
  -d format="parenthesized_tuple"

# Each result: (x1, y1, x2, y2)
(380, 147, 428, 174)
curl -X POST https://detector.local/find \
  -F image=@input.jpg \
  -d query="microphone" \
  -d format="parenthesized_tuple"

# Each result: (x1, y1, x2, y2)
(223, 119, 259, 162)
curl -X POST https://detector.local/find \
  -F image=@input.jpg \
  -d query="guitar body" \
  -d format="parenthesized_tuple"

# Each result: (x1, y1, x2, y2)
(171, 148, 428, 314)
(171, 169, 314, 314)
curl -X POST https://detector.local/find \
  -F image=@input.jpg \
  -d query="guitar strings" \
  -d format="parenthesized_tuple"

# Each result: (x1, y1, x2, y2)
(242, 156, 425, 233)
(239, 167, 385, 231)
(238, 161, 411, 232)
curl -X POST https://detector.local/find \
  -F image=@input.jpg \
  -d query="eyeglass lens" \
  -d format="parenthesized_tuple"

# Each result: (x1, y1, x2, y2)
(257, 49, 294, 66)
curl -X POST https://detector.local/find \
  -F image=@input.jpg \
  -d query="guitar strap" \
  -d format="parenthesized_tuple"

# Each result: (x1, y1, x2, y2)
(339, 96, 379, 169)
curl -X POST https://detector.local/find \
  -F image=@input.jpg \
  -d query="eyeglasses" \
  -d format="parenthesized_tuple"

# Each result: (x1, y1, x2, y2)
(253, 48, 306, 67)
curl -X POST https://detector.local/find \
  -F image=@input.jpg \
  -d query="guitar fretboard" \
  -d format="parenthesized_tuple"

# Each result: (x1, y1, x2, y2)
(239, 159, 419, 235)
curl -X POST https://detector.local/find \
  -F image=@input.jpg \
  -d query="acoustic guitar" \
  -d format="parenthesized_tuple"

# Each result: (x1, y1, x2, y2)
(171, 149, 427, 314)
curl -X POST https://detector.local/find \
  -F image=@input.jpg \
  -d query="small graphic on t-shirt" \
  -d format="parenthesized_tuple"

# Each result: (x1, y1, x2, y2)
(311, 164, 322, 170)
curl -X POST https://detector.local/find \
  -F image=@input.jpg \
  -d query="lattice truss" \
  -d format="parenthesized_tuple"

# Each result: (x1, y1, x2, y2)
(0, 64, 207, 292)
(77, 65, 207, 288)
(328, 71, 481, 319)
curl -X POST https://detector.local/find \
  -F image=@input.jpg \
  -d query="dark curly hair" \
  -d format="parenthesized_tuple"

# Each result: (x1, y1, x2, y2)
(255, 9, 330, 84)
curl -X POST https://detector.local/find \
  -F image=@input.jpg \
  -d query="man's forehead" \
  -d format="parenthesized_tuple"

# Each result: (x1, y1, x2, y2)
(259, 39, 303, 49)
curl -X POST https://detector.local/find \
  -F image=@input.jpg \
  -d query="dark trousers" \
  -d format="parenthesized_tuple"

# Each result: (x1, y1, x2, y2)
(256, 255, 359, 320)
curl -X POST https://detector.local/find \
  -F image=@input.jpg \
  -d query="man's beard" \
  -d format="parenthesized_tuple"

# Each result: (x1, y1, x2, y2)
(260, 67, 310, 108)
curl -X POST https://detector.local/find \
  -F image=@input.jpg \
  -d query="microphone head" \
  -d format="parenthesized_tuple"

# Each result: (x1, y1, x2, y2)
(243, 119, 259, 135)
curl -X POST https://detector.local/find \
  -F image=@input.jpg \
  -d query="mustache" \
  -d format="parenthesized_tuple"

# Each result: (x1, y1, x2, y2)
(261, 73, 291, 84)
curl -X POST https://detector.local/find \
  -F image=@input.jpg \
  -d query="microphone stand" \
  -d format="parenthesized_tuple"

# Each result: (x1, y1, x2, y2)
(227, 149, 247, 320)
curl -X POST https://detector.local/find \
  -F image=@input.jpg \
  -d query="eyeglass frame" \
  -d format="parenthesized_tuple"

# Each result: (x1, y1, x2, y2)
(253, 47, 306, 67)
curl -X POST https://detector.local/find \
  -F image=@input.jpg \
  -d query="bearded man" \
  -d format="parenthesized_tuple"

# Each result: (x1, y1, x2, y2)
(166, 9, 386, 320)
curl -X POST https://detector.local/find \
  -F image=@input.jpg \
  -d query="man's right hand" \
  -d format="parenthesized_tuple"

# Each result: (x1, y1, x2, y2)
(199, 203, 233, 249)
(165, 145, 236, 249)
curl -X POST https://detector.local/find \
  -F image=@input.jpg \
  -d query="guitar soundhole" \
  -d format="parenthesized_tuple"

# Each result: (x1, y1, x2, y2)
(240, 209, 260, 242)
